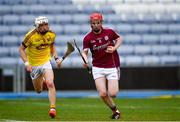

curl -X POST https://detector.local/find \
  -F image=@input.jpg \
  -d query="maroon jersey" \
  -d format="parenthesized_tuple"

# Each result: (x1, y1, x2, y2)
(83, 28, 120, 68)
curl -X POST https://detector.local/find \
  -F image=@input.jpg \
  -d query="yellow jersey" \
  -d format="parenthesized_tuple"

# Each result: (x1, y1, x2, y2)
(22, 28, 56, 66)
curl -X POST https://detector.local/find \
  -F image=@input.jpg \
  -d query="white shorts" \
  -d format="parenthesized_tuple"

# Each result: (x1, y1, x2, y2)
(30, 61, 52, 80)
(92, 66, 120, 80)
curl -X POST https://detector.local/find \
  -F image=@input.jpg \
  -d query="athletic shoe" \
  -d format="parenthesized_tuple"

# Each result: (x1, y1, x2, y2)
(49, 108, 56, 118)
(111, 109, 120, 119)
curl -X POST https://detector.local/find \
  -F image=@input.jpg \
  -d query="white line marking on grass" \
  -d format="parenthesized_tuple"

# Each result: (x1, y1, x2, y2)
(29, 102, 49, 106)
(0, 119, 29, 122)
(24, 101, 180, 110)
(120, 106, 180, 109)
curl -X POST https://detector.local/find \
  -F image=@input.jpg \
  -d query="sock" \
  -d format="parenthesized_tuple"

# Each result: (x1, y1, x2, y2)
(50, 105, 55, 109)
(111, 106, 120, 113)
(111, 106, 117, 111)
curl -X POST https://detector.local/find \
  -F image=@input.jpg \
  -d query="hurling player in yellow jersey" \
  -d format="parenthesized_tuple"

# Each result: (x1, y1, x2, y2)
(19, 16, 62, 118)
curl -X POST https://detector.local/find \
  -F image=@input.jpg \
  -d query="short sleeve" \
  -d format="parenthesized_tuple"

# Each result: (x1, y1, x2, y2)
(111, 29, 120, 40)
(22, 29, 36, 47)
(83, 36, 90, 50)
(22, 34, 32, 47)
(49, 30, 56, 44)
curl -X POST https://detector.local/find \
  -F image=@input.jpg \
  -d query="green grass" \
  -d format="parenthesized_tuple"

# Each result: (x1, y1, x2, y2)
(0, 98, 180, 121)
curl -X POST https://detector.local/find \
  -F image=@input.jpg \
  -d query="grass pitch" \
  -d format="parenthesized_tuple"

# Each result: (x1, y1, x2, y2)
(0, 98, 180, 121)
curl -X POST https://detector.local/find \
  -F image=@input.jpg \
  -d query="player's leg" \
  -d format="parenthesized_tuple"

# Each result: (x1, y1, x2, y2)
(107, 79, 120, 119)
(107, 67, 120, 98)
(95, 77, 116, 110)
(43, 69, 56, 118)
(106, 67, 121, 119)
(93, 66, 119, 119)
(44, 69, 56, 107)
(31, 66, 45, 93)
(108, 79, 119, 98)
(92, 67, 115, 109)
(32, 74, 44, 93)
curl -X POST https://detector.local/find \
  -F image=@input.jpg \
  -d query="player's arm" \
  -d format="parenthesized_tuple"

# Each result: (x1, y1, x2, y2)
(50, 43, 58, 60)
(81, 48, 89, 64)
(50, 33, 61, 61)
(114, 36, 123, 50)
(81, 48, 91, 74)
(19, 44, 28, 63)
(81, 49, 90, 70)
(82, 37, 90, 64)
(19, 43, 32, 72)
(106, 36, 122, 53)
(50, 44, 62, 68)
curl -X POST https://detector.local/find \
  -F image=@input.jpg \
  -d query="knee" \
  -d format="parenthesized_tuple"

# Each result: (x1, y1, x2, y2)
(110, 94, 116, 98)
(35, 89, 42, 94)
(99, 91, 108, 98)
(109, 91, 118, 98)
(46, 81, 55, 89)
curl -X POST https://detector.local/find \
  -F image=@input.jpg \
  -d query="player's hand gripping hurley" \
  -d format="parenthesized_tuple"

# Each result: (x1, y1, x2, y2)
(73, 39, 91, 74)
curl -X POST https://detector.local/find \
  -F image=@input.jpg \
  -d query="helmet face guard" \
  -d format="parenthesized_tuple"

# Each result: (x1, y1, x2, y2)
(34, 16, 48, 28)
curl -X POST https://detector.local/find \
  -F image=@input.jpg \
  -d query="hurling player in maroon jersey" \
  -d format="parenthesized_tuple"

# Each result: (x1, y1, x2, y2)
(82, 12, 123, 119)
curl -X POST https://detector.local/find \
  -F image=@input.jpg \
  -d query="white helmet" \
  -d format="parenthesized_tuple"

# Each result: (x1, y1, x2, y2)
(34, 16, 48, 27)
